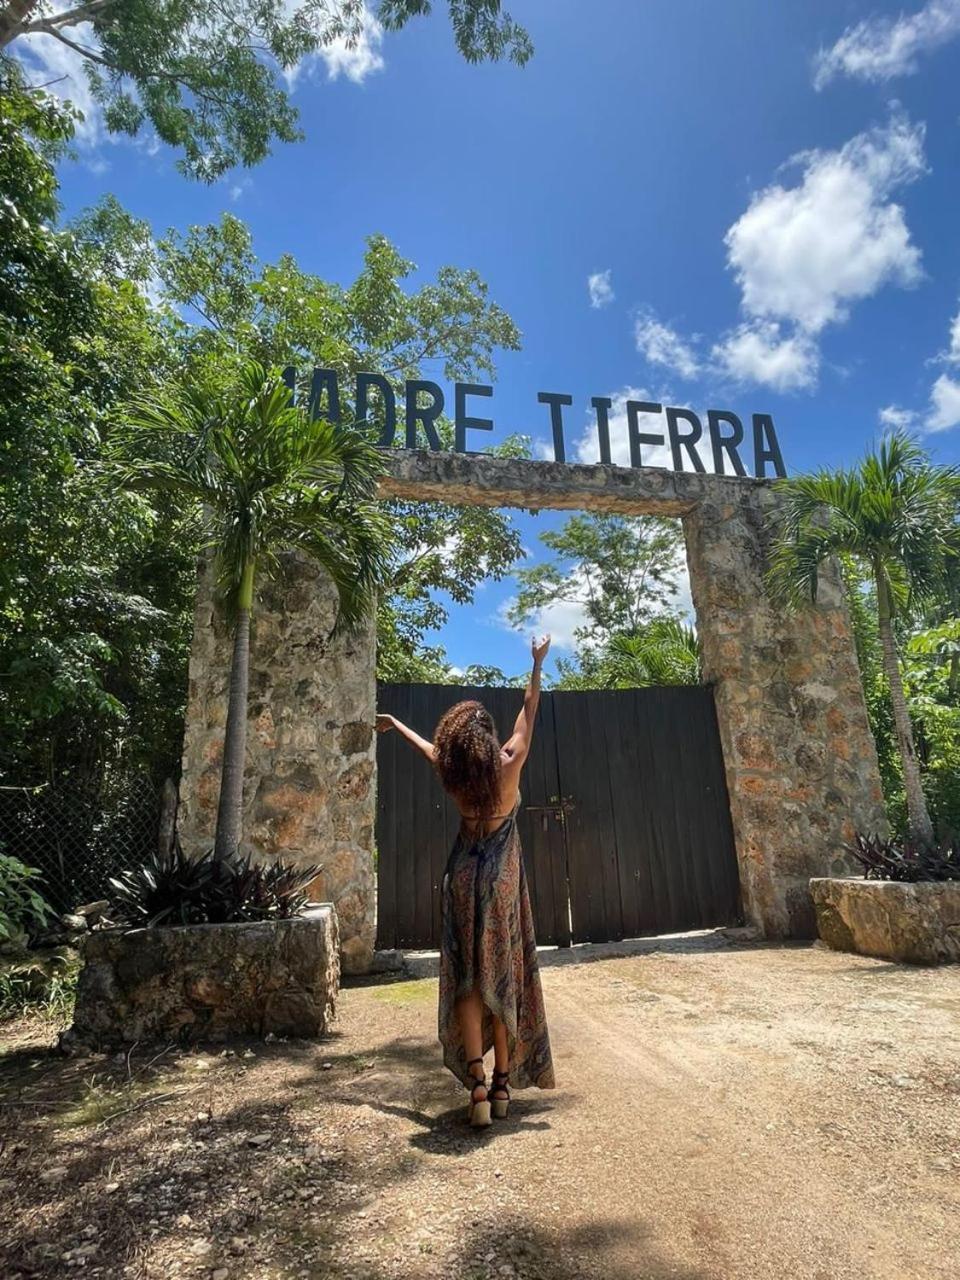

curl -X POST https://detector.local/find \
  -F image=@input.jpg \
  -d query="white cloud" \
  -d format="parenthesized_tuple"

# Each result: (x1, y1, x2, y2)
(944, 306, 960, 365)
(814, 0, 960, 88)
(293, 5, 385, 84)
(926, 374, 960, 432)
(923, 305, 960, 429)
(634, 310, 700, 379)
(573, 387, 712, 473)
(725, 115, 925, 335)
(588, 270, 615, 309)
(711, 322, 820, 393)
(883, 302, 960, 433)
(628, 114, 927, 395)
(879, 404, 918, 429)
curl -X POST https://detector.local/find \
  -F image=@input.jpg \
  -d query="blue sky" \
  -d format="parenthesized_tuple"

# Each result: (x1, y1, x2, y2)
(24, 0, 960, 678)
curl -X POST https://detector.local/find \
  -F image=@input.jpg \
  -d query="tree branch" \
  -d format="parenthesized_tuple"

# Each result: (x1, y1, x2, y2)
(22, 0, 116, 35)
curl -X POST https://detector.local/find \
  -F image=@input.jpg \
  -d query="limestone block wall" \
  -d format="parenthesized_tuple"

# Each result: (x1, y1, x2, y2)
(178, 555, 377, 974)
(684, 484, 887, 936)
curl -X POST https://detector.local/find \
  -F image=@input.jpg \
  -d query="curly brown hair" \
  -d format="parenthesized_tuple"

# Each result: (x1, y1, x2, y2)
(433, 700, 502, 818)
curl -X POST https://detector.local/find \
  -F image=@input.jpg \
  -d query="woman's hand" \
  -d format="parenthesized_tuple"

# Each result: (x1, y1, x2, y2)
(532, 634, 551, 665)
(375, 714, 396, 734)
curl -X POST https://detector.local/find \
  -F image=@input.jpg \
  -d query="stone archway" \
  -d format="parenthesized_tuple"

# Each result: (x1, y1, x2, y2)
(179, 451, 886, 972)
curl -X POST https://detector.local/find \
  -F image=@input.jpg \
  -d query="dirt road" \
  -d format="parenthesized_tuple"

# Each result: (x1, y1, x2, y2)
(4, 937, 960, 1278)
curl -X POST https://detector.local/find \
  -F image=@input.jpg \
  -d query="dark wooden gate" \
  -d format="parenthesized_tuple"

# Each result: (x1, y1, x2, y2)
(375, 683, 741, 950)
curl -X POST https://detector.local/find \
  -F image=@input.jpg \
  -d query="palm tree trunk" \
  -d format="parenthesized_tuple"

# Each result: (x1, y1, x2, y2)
(213, 561, 255, 862)
(876, 574, 934, 843)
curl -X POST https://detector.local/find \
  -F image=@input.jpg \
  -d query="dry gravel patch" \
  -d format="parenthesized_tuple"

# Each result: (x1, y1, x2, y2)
(1, 939, 958, 1279)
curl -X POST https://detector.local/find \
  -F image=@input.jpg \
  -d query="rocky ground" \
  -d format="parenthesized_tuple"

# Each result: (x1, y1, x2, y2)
(2, 936, 959, 1279)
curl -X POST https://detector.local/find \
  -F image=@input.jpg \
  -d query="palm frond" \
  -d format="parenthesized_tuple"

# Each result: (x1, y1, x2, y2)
(768, 431, 960, 616)
(113, 360, 391, 622)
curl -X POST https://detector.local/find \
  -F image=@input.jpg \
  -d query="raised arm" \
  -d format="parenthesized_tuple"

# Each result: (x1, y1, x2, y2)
(376, 713, 435, 764)
(503, 635, 551, 766)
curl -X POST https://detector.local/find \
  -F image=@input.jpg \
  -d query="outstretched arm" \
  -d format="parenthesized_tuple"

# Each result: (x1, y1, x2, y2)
(376, 713, 435, 764)
(503, 635, 550, 765)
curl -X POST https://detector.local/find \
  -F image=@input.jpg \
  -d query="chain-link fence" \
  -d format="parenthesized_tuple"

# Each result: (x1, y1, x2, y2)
(0, 773, 162, 914)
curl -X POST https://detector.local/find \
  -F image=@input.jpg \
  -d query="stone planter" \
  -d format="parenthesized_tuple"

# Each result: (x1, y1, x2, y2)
(65, 904, 339, 1048)
(810, 877, 960, 965)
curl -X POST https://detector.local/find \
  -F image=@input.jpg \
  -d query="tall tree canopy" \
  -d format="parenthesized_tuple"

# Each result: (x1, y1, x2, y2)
(0, 62, 189, 788)
(505, 512, 690, 691)
(0, 0, 533, 179)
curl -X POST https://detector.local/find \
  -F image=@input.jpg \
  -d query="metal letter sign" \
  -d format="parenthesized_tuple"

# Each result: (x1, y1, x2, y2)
(283, 367, 787, 479)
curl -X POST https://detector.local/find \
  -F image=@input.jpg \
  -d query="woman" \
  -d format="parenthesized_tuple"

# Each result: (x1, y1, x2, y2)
(376, 635, 556, 1127)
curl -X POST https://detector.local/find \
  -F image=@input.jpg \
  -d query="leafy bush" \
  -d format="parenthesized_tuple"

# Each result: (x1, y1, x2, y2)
(848, 832, 960, 883)
(0, 950, 79, 1021)
(0, 854, 54, 950)
(109, 841, 320, 928)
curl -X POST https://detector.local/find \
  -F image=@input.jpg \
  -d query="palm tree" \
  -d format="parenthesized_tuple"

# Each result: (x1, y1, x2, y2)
(768, 433, 960, 844)
(119, 362, 389, 860)
(603, 619, 702, 688)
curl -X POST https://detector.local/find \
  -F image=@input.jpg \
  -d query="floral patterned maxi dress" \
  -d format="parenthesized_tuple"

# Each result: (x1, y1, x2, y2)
(439, 798, 556, 1090)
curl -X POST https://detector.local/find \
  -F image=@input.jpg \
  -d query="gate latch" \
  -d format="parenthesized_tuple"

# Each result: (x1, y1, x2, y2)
(524, 797, 575, 830)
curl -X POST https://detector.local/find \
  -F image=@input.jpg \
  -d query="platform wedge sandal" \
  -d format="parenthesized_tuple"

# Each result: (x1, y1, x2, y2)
(490, 1069, 510, 1119)
(466, 1057, 491, 1128)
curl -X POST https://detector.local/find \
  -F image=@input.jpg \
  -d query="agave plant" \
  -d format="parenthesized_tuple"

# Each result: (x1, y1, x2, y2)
(848, 832, 960, 883)
(109, 843, 217, 928)
(205, 853, 321, 924)
(109, 843, 321, 927)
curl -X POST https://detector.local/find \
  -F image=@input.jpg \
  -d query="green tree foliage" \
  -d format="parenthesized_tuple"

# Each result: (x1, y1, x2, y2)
(0, 62, 191, 788)
(459, 664, 527, 688)
(769, 434, 960, 843)
(1, 0, 532, 179)
(600, 621, 701, 688)
(506, 513, 689, 689)
(0, 854, 52, 949)
(551, 620, 701, 692)
(842, 555, 960, 838)
(119, 363, 389, 858)
(507, 514, 686, 648)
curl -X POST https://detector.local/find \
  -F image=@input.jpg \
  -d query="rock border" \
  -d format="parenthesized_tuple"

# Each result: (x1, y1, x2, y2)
(64, 904, 340, 1048)
(810, 876, 960, 964)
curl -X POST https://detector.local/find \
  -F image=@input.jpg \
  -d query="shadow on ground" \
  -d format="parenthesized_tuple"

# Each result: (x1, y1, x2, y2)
(1, 1026, 585, 1277)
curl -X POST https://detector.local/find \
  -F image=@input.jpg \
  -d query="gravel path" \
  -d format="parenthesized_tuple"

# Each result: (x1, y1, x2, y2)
(3, 938, 959, 1278)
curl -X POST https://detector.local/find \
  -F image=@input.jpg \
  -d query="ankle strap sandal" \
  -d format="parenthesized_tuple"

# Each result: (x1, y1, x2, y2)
(490, 1070, 510, 1119)
(465, 1057, 491, 1128)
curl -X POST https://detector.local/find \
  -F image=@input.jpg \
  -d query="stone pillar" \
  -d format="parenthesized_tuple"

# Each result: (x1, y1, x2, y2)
(683, 484, 887, 937)
(178, 554, 377, 974)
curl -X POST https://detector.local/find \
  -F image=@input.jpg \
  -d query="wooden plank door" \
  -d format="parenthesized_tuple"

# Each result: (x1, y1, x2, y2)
(552, 686, 741, 941)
